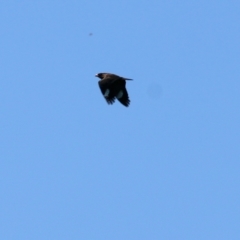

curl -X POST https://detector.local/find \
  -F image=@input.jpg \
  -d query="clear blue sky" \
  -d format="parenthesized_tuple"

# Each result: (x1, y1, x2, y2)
(1, 1, 240, 239)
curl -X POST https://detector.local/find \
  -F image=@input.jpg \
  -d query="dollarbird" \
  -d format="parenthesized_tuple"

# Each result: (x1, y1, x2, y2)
(96, 73, 132, 107)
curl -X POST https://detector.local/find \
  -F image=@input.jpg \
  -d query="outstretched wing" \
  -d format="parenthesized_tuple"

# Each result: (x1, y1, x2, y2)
(98, 79, 116, 105)
(116, 86, 130, 107)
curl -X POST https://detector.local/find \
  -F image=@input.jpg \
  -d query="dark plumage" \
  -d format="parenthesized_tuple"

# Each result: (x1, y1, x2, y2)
(96, 73, 132, 107)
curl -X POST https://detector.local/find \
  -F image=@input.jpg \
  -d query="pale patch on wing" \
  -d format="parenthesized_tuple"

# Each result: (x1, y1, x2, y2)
(116, 91, 123, 99)
(104, 89, 110, 97)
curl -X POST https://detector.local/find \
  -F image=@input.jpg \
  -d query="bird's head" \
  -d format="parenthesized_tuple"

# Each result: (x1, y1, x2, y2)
(95, 72, 133, 81)
(95, 73, 105, 79)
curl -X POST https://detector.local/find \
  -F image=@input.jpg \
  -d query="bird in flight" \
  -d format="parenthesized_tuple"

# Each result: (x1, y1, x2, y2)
(96, 73, 132, 107)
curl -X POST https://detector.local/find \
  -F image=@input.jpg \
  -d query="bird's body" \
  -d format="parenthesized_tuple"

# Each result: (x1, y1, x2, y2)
(96, 73, 132, 107)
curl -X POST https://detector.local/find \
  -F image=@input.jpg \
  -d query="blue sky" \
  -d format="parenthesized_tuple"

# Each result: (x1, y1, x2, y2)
(1, 1, 240, 239)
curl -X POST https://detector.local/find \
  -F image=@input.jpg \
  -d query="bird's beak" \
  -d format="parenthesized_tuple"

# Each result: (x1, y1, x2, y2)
(95, 74, 98, 77)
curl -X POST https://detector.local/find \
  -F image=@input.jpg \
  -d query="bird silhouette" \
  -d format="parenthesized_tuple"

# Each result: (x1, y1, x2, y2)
(96, 73, 132, 107)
